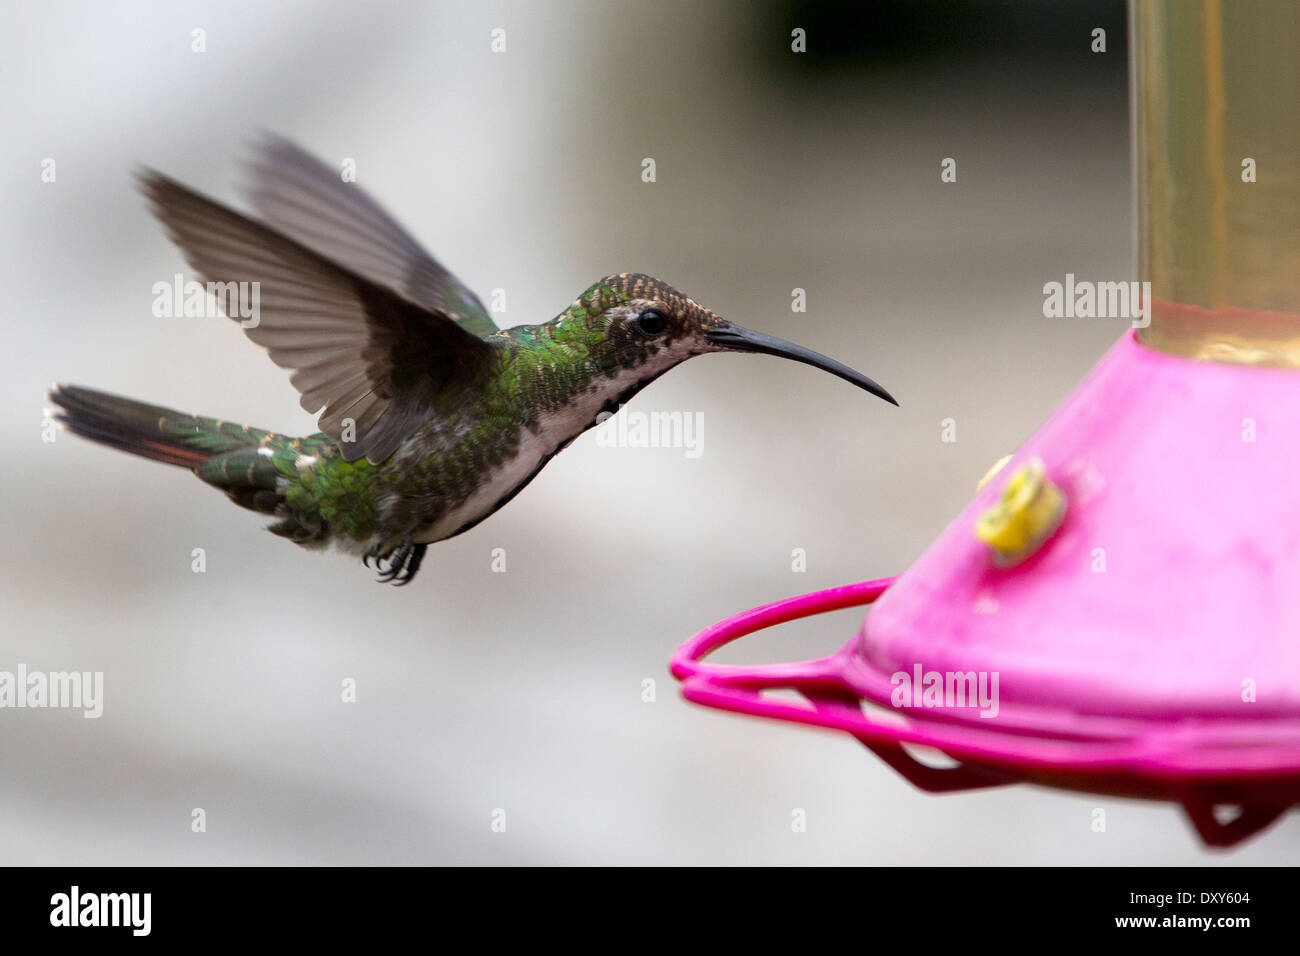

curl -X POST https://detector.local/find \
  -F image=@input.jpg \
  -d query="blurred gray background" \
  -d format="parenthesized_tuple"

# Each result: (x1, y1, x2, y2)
(3, 0, 1293, 863)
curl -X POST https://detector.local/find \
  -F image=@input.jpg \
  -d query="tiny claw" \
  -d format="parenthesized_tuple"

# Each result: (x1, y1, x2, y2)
(364, 536, 423, 585)
(393, 542, 427, 586)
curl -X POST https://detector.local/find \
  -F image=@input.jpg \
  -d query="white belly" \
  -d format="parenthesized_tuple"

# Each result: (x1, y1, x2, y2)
(413, 420, 574, 542)
(411, 366, 646, 543)
(411, 342, 693, 544)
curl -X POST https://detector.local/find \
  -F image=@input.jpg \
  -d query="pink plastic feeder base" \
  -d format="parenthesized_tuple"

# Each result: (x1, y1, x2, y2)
(671, 332, 1300, 848)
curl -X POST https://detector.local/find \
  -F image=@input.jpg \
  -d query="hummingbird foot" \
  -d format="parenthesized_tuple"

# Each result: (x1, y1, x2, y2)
(365, 535, 427, 586)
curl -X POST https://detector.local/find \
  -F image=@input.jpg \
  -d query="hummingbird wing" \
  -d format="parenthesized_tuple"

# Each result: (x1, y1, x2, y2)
(139, 172, 499, 465)
(241, 134, 499, 339)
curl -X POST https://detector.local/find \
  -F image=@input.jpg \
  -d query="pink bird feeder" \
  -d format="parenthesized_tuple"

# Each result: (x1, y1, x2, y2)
(672, 2, 1300, 847)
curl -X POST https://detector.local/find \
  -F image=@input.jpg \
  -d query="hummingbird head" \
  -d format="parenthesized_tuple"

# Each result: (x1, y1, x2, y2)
(570, 273, 897, 406)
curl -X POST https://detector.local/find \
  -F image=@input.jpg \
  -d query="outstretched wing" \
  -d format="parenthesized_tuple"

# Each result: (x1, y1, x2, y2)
(241, 134, 499, 339)
(139, 173, 499, 465)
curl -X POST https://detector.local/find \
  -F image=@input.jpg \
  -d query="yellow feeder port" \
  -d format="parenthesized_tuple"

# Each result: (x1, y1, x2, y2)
(975, 459, 1067, 567)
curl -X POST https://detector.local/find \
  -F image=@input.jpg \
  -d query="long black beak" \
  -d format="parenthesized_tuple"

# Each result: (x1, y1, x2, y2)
(704, 323, 898, 406)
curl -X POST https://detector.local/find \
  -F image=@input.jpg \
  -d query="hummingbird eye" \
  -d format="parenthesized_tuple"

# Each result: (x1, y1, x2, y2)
(635, 308, 668, 337)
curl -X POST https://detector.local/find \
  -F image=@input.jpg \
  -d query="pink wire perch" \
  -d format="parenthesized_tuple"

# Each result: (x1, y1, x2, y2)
(672, 577, 1300, 846)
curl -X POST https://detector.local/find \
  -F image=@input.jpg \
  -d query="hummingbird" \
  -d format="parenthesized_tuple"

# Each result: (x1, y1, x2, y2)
(50, 136, 896, 585)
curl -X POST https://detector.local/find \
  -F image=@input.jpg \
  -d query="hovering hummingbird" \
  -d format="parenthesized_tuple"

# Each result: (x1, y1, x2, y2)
(50, 137, 896, 584)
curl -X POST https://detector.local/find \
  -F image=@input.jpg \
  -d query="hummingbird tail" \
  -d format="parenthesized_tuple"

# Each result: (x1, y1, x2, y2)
(48, 384, 294, 518)
(50, 385, 230, 467)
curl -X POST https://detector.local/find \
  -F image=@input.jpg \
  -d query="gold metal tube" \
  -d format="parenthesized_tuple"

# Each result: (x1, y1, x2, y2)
(1133, 0, 1300, 365)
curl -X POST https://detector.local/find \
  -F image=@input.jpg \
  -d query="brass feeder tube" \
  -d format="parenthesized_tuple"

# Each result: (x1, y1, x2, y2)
(1133, 0, 1300, 366)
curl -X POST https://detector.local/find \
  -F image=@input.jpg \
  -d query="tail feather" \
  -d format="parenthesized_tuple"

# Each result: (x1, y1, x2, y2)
(50, 385, 336, 545)
(51, 385, 222, 468)
(49, 385, 291, 515)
